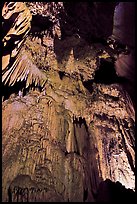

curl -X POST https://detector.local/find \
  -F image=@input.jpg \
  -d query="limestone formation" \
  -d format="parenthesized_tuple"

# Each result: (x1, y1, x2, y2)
(2, 2, 135, 202)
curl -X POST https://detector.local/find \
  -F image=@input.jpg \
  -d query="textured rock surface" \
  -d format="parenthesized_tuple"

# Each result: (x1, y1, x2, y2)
(113, 2, 135, 104)
(113, 2, 135, 47)
(2, 2, 135, 202)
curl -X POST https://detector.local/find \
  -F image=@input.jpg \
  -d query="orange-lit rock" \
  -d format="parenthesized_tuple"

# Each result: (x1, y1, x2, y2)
(2, 2, 135, 202)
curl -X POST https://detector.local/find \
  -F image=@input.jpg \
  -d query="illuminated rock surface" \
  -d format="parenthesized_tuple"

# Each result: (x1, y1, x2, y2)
(2, 2, 135, 202)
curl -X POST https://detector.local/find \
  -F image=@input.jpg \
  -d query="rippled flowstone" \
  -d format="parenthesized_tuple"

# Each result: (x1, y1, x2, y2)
(2, 81, 135, 202)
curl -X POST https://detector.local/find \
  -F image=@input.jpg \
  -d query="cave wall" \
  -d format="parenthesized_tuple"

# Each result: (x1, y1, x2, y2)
(113, 2, 135, 47)
(2, 2, 135, 202)
(113, 2, 135, 104)
(60, 2, 116, 41)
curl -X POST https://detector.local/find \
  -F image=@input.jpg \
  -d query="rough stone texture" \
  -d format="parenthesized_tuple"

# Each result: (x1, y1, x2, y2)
(113, 2, 135, 104)
(113, 2, 135, 47)
(2, 2, 135, 202)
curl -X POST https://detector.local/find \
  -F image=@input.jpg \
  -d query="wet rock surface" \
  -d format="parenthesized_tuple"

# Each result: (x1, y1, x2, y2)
(2, 2, 135, 202)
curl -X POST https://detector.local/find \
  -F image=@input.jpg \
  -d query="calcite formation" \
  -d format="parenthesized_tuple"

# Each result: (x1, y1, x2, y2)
(2, 2, 135, 202)
(2, 2, 32, 71)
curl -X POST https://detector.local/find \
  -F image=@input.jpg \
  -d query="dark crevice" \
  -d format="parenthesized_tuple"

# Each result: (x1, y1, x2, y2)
(3, 33, 26, 57)
(2, 81, 26, 100)
(82, 80, 93, 94)
(83, 188, 88, 202)
(8, 186, 12, 202)
(96, 179, 135, 202)
(103, 93, 119, 101)
(58, 71, 65, 80)
(30, 14, 54, 39)
(94, 58, 128, 85)
(72, 116, 89, 156)
(2, 13, 20, 39)
(2, 82, 43, 101)
(107, 37, 130, 55)
(73, 116, 88, 132)
(73, 124, 80, 156)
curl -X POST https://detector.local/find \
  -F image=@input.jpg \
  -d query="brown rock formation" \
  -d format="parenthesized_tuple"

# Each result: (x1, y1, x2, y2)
(2, 2, 135, 202)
